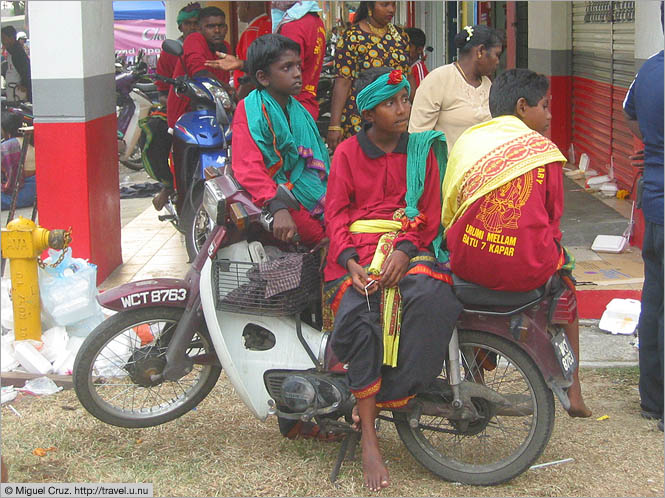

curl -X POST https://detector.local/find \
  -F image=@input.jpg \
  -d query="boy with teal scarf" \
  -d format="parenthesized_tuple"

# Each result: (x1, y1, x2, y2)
(231, 34, 329, 247)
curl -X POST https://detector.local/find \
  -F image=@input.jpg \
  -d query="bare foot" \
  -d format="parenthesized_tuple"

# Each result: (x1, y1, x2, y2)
(567, 381, 592, 418)
(361, 434, 390, 491)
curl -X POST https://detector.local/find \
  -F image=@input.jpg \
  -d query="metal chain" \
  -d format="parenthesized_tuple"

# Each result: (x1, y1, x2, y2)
(37, 227, 73, 269)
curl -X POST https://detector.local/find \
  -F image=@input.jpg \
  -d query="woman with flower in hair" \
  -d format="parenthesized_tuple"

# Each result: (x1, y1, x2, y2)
(326, 1, 413, 151)
(409, 25, 503, 151)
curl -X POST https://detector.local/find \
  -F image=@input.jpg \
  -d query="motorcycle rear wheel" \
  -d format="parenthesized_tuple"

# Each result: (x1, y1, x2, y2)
(394, 329, 555, 486)
(120, 143, 144, 171)
(73, 307, 221, 428)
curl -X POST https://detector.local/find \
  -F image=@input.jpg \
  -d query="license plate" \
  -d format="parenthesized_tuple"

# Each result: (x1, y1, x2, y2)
(552, 331, 577, 380)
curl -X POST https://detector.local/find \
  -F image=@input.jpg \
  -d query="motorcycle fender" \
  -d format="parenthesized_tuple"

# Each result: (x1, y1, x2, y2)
(457, 310, 570, 387)
(98, 278, 189, 312)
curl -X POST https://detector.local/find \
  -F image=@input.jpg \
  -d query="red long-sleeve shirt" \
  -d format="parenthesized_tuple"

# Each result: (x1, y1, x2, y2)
(230, 99, 325, 247)
(155, 50, 178, 93)
(277, 13, 326, 119)
(446, 162, 564, 291)
(233, 13, 272, 88)
(324, 130, 443, 282)
(166, 33, 231, 128)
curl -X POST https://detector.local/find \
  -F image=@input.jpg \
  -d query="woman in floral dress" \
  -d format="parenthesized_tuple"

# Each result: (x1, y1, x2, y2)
(325, 1, 412, 151)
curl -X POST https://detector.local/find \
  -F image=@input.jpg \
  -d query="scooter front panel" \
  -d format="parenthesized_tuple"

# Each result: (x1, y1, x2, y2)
(174, 109, 224, 148)
(200, 253, 324, 420)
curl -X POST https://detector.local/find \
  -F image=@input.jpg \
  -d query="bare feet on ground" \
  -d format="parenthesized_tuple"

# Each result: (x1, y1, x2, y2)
(567, 381, 592, 418)
(361, 432, 390, 491)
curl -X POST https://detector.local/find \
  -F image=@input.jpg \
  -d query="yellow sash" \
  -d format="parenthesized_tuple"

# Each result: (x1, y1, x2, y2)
(441, 115, 567, 230)
(349, 218, 403, 367)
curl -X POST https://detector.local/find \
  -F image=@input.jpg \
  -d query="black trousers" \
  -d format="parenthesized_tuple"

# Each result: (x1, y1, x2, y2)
(638, 220, 664, 417)
(330, 259, 463, 405)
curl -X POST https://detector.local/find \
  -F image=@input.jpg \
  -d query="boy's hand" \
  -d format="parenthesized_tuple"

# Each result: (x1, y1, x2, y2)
(272, 210, 298, 242)
(380, 250, 410, 289)
(347, 259, 377, 295)
(204, 52, 243, 72)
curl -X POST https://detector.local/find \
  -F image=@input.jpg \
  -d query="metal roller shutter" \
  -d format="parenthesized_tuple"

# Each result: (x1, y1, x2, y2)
(571, 1, 635, 188)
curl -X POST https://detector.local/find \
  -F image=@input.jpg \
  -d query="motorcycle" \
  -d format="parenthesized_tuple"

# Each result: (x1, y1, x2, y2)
(150, 39, 234, 261)
(73, 168, 581, 486)
(116, 52, 158, 171)
(315, 55, 335, 138)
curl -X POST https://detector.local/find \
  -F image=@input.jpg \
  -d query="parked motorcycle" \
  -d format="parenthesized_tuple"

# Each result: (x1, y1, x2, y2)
(150, 39, 234, 261)
(316, 55, 335, 138)
(116, 52, 157, 171)
(74, 168, 580, 486)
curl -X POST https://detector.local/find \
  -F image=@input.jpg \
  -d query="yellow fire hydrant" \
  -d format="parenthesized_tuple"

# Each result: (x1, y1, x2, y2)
(1, 217, 71, 341)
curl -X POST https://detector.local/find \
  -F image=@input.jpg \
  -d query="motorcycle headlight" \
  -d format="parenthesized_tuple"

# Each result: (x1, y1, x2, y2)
(188, 81, 209, 100)
(203, 179, 226, 226)
(202, 81, 232, 110)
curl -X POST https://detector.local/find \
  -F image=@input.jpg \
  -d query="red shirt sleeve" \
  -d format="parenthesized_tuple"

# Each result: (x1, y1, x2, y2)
(394, 149, 442, 251)
(324, 141, 358, 270)
(184, 34, 230, 83)
(230, 100, 278, 208)
(279, 14, 325, 118)
(155, 51, 176, 92)
(545, 161, 564, 244)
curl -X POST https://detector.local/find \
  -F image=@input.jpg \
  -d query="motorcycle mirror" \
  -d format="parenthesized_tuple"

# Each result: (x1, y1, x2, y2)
(162, 39, 184, 57)
(425, 46, 434, 53)
(275, 184, 300, 211)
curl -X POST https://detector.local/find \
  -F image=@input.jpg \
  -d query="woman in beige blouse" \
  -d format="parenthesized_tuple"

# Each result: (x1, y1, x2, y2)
(409, 25, 503, 150)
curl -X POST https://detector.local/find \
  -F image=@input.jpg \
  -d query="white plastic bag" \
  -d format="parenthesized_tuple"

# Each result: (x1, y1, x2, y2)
(20, 376, 63, 395)
(66, 310, 105, 338)
(39, 249, 102, 326)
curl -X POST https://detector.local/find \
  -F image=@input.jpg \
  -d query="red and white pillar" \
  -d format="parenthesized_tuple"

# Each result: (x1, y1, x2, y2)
(527, 1, 572, 153)
(28, 1, 121, 283)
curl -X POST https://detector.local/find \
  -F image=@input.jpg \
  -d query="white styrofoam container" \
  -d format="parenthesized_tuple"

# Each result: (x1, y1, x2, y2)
(599, 298, 641, 335)
(13, 341, 53, 375)
(591, 234, 628, 253)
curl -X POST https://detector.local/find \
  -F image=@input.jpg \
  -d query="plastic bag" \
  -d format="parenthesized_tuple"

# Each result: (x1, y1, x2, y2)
(20, 376, 63, 395)
(39, 249, 102, 326)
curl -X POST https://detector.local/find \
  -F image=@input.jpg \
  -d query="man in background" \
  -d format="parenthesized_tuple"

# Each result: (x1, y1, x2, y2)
(623, 1, 664, 433)
(1, 26, 31, 102)
(167, 6, 232, 129)
(405, 27, 429, 90)
(233, 1, 271, 99)
(155, 2, 201, 105)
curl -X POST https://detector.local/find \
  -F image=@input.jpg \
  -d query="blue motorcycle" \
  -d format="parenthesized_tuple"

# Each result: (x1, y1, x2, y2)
(154, 39, 233, 260)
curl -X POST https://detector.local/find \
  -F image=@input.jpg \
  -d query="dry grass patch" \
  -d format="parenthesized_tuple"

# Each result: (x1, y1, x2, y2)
(1, 367, 663, 497)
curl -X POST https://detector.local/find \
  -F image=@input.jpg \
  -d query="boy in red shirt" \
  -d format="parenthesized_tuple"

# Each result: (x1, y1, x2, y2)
(442, 68, 591, 418)
(205, 1, 326, 119)
(155, 2, 200, 104)
(405, 27, 429, 90)
(325, 67, 461, 491)
(166, 6, 232, 129)
(233, 1, 271, 98)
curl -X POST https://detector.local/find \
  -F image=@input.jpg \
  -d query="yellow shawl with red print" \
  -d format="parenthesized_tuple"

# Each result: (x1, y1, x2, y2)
(441, 115, 567, 230)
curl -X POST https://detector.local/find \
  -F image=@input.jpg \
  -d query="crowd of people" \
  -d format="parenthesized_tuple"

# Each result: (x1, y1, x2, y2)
(2, 0, 662, 492)
(141, 0, 664, 491)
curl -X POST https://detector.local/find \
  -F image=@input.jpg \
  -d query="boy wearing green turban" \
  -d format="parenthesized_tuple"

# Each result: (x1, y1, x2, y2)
(323, 67, 462, 491)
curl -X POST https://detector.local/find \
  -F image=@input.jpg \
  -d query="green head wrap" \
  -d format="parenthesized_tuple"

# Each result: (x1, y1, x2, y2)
(177, 6, 200, 26)
(356, 70, 411, 112)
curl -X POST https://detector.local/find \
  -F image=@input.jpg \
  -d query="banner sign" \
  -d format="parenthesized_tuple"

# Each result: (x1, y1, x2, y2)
(114, 19, 165, 56)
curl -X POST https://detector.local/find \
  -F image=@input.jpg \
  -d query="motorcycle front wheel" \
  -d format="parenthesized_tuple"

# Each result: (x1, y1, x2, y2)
(73, 307, 222, 428)
(394, 329, 555, 486)
(180, 185, 213, 262)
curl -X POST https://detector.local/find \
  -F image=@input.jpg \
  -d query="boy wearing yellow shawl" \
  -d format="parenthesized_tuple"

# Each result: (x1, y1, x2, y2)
(324, 67, 462, 491)
(442, 68, 591, 418)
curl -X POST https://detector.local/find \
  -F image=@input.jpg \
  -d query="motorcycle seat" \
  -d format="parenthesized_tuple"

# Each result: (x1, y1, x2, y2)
(135, 82, 157, 93)
(452, 274, 546, 308)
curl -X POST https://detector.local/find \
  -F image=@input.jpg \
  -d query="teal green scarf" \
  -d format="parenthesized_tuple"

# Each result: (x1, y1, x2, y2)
(245, 89, 329, 216)
(405, 131, 448, 262)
